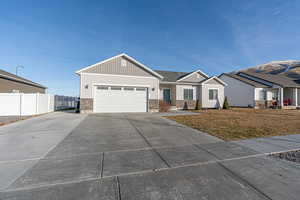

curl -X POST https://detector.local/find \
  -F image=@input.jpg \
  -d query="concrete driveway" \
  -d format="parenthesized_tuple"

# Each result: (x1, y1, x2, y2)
(0, 113, 300, 200)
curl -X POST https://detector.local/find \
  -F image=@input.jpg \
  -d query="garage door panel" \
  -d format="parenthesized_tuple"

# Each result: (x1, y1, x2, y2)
(94, 86, 147, 113)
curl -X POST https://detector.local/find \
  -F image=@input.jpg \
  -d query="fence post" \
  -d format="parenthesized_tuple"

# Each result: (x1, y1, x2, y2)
(19, 93, 22, 118)
(36, 93, 39, 115)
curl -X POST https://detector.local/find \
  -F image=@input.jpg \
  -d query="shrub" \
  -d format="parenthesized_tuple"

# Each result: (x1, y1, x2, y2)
(159, 100, 171, 112)
(223, 96, 230, 109)
(195, 100, 202, 110)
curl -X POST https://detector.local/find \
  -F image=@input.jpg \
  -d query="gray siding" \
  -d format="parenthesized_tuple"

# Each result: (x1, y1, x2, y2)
(0, 78, 46, 93)
(205, 79, 221, 85)
(220, 74, 255, 107)
(80, 73, 159, 100)
(81, 56, 153, 77)
(179, 72, 206, 83)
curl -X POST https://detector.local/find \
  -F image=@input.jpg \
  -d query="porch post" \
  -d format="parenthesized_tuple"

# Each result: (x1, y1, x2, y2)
(295, 88, 298, 107)
(280, 87, 284, 108)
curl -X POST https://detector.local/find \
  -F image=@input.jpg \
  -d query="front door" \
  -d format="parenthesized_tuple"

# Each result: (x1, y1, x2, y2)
(163, 88, 171, 103)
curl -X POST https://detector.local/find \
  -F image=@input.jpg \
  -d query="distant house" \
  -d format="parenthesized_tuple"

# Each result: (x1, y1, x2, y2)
(0, 69, 46, 93)
(219, 71, 300, 109)
(76, 53, 227, 113)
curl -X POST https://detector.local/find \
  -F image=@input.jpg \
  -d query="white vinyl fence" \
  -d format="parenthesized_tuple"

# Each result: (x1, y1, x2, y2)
(0, 93, 54, 116)
(0, 93, 78, 116)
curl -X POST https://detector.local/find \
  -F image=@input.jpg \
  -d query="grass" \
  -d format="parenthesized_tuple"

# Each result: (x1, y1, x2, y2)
(165, 108, 300, 141)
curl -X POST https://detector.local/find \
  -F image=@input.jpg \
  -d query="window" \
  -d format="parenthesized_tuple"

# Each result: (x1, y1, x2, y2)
(124, 87, 134, 91)
(271, 90, 278, 100)
(97, 86, 108, 90)
(209, 89, 218, 100)
(183, 89, 193, 100)
(136, 87, 146, 91)
(259, 89, 267, 100)
(111, 86, 122, 90)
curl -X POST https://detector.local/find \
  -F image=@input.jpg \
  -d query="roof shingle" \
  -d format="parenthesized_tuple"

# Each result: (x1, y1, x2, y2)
(0, 69, 46, 89)
(154, 70, 189, 82)
(239, 71, 300, 88)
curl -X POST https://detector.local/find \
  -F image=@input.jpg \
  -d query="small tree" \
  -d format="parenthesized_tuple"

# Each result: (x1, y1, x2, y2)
(195, 99, 202, 110)
(223, 96, 230, 109)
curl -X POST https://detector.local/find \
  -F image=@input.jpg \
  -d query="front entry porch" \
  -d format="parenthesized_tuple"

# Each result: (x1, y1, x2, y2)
(256, 87, 299, 109)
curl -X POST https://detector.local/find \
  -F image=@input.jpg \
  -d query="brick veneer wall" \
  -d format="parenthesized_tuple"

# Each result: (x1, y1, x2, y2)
(80, 98, 93, 113)
(255, 100, 274, 109)
(149, 99, 159, 112)
(176, 100, 197, 110)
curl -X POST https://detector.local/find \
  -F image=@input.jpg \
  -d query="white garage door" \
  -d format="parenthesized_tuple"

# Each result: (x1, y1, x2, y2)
(93, 86, 148, 113)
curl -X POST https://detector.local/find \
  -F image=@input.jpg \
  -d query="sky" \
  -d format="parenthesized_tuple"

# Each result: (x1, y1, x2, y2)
(1, 0, 300, 96)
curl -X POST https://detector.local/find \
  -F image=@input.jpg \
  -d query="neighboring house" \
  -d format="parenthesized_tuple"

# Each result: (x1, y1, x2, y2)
(219, 72, 300, 109)
(0, 69, 46, 93)
(76, 53, 227, 113)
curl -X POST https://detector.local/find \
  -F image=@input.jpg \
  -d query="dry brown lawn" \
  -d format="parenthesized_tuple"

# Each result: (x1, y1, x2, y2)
(166, 108, 300, 141)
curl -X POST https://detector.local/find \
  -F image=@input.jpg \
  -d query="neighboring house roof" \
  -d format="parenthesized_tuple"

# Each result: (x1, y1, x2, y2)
(154, 70, 188, 82)
(0, 69, 46, 89)
(239, 71, 300, 88)
(76, 53, 163, 79)
(219, 73, 270, 88)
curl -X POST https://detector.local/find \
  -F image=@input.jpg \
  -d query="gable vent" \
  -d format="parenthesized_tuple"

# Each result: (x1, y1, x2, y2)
(121, 59, 127, 67)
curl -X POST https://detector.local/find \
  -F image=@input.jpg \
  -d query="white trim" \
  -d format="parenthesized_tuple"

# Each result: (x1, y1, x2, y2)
(200, 76, 227, 86)
(75, 53, 163, 79)
(80, 72, 157, 79)
(208, 87, 219, 101)
(176, 69, 209, 82)
(182, 87, 195, 100)
(92, 84, 149, 113)
(92, 83, 150, 100)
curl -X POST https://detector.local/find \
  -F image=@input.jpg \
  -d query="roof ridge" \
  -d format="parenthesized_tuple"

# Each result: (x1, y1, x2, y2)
(154, 69, 188, 73)
(0, 69, 46, 88)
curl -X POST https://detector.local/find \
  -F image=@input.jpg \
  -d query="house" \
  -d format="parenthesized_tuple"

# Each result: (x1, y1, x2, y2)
(219, 71, 300, 109)
(0, 69, 46, 93)
(76, 53, 227, 113)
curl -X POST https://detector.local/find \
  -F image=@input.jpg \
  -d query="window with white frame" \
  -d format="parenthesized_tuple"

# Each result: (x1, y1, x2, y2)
(183, 89, 193, 100)
(209, 89, 218, 100)
(259, 89, 267, 100)
(271, 90, 278, 100)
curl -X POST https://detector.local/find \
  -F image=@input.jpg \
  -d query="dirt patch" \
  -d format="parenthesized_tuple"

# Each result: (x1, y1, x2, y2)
(270, 150, 300, 163)
(0, 116, 35, 127)
(165, 108, 300, 141)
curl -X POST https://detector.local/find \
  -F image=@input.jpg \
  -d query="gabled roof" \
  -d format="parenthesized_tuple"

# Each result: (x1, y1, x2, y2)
(239, 71, 300, 88)
(154, 69, 209, 83)
(154, 70, 188, 82)
(200, 76, 227, 86)
(0, 69, 46, 89)
(76, 53, 163, 79)
(219, 73, 270, 88)
(176, 69, 209, 82)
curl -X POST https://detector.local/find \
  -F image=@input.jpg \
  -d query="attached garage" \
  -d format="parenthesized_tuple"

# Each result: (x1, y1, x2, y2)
(93, 85, 148, 113)
(76, 53, 163, 113)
